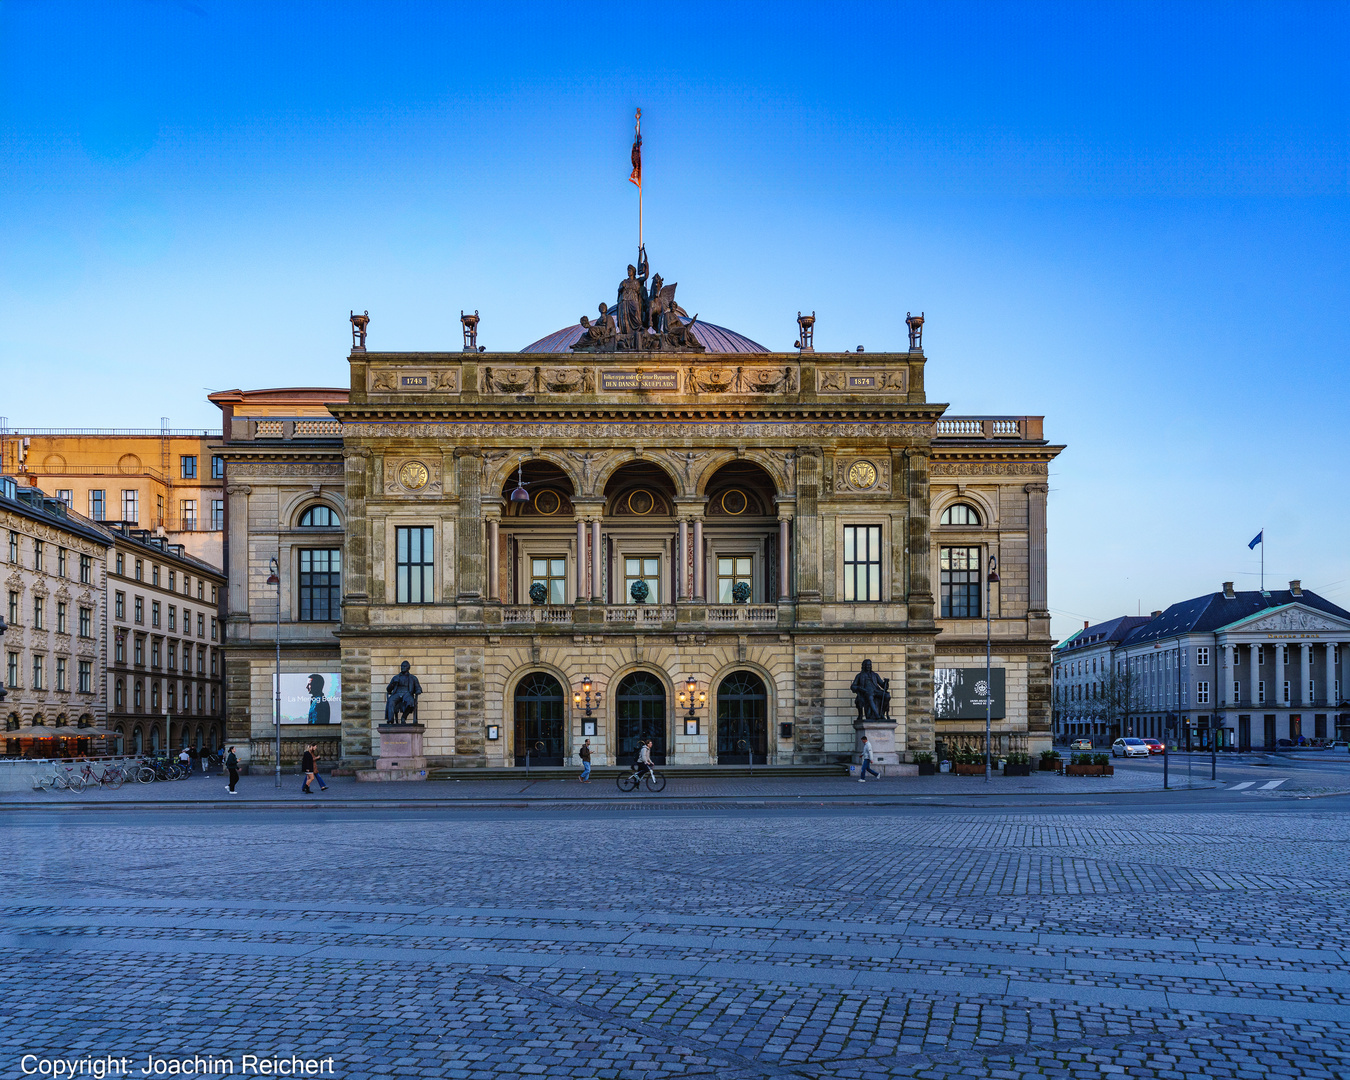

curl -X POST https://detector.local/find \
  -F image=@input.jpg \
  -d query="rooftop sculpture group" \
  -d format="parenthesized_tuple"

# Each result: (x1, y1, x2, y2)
(572, 246, 705, 353)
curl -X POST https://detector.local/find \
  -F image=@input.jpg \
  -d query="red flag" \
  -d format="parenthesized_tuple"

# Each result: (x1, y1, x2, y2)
(629, 109, 642, 187)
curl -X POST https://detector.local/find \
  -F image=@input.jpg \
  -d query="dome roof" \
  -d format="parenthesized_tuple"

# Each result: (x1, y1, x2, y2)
(522, 309, 767, 354)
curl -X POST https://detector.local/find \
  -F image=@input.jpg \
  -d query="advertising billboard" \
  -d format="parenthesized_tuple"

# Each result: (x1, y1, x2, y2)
(933, 667, 1005, 720)
(272, 672, 342, 725)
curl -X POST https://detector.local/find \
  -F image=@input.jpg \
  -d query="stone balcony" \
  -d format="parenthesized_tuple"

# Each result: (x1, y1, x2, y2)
(497, 603, 785, 630)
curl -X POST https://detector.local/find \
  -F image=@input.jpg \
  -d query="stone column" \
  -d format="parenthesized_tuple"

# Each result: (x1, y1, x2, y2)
(590, 519, 602, 602)
(777, 516, 792, 601)
(576, 518, 588, 602)
(1300, 642, 1312, 705)
(905, 448, 932, 621)
(1326, 642, 1336, 707)
(485, 519, 499, 602)
(1275, 643, 1285, 706)
(1249, 645, 1260, 707)
(454, 449, 483, 602)
(693, 519, 704, 600)
(225, 484, 251, 616)
(677, 519, 688, 600)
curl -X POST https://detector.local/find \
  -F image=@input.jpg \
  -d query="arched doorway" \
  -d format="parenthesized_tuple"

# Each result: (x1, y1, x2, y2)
(514, 673, 565, 766)
(615, 671, 666, 764)
(717, 671, 768, 764)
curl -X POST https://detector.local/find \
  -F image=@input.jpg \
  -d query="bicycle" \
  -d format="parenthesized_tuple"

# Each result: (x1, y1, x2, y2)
(31, 763, 84, 792)
(76, 761, 124, 790)
(617, 764, 667, 793)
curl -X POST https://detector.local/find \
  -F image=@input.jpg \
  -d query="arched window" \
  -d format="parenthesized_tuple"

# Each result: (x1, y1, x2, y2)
(940, 503, 981, 526)
(55, 714, 68, 728)
(150, 726, 160, 753)
(615, 672, 666, 764)
(32, 714, 45, 727)
(717, 671, 768, 765)
(5, 714, 18, 732)
(134, 680, 144, 710)
(133, 726, 144, 753)
(115, 678, 124, 708)
(298, 505, 340, 528)
(513, 673, 565, 766)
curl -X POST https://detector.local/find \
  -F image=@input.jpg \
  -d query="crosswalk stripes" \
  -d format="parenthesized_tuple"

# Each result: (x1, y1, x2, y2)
(1230, 781, 1255, 790)
(1228, 778, 1288, 791)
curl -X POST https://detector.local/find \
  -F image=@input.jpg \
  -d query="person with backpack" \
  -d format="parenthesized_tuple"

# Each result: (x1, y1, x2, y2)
(578, 739, 592, 783)
(225, 747, 240, 794)
(635, 739, 655, 783)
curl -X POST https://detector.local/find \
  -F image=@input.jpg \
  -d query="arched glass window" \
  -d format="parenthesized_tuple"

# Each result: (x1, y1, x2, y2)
(115, 679, 124, 708)
(298, 505, 340, 528)
(615, 672, 666, 764)
(717, 671, 768, 765)
(5, 713, 18, 732)
(134, 680, 143, 709)
(133, 726, 144, 753)
(940, 503, 981, 526)
(513, 673, 565, 766)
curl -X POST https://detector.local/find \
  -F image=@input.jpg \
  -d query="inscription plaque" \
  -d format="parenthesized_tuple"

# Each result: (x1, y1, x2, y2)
(400, 375, 429, 389)
(601, 369, 679, 391)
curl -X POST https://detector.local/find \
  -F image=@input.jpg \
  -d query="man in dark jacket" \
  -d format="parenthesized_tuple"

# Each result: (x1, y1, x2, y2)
(301, 744, 328, 794)
(226, 747, 240, 794)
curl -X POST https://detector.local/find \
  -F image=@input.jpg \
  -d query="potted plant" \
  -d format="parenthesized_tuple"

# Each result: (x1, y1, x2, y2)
(1064, 752, 1114, 777)
(1003, 751, 1032, 776)
(732, 580, 751, 604)
(913, 751, 937, 776)
(1039, 749, 1062, 772)
(952, 748, 985, 775)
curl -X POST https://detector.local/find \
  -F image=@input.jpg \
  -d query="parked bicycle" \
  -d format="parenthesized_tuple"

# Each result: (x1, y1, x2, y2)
(75, 761, 126, 790)
(30, 763, 84, 792)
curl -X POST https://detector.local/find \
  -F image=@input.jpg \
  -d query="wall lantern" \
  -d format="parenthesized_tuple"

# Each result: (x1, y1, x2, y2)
(574, 677, 602, 716)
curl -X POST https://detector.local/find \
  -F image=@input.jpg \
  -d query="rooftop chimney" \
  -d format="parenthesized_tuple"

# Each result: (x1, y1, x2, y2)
(1151, 610, 1162, 619)
(1223, 582, 1235, 598)
(1083, 620, 1089, 629)
(1289, 579, 1303, 596)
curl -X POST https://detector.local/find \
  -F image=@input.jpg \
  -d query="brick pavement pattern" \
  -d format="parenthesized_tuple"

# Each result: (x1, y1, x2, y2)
(3, 806, 1349, 1078)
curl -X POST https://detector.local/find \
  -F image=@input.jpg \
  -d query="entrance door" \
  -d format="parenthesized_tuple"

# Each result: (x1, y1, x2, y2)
(616, 672, 666, 764)
(514, 673, 565, 766)
(1238, 715, 1251, 751)
(1290, 715, 1302, 743)
(1263, 715, 1277, 748)
(717, 671, 768, 764)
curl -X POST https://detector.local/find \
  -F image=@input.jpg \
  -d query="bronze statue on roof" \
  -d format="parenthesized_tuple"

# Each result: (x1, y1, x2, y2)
(573, 250, 704, 353)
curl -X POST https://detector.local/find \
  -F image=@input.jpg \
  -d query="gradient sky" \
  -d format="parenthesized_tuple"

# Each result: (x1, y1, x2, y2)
(1, 0, 1347, 640)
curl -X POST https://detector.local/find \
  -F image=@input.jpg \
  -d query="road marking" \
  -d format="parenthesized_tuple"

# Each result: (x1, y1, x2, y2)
(1258, 779, 1288, 790)
(1229, 781, 1255, 790)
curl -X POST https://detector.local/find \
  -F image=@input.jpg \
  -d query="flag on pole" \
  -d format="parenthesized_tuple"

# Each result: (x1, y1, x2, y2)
(629, 109, 642, 187)
(1248, 530, 1263, 550)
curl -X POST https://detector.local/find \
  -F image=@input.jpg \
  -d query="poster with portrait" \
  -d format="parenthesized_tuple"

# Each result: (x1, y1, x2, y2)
(933, 668, 1005, 720)
(274, 672, 342, 725)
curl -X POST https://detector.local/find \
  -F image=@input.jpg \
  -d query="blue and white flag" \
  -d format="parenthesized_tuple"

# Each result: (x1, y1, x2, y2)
(1248, 530, 1263, 550)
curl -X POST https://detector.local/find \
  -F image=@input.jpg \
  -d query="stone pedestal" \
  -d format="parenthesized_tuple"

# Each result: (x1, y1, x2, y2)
(356, 723, 428, 781)
(853, 719, 912, 777)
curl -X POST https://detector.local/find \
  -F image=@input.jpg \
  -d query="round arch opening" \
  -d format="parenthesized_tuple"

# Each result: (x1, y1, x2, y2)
(514, 672, 565, 766)
(716, 671, 768, 765)
(615, 671, 667, 765)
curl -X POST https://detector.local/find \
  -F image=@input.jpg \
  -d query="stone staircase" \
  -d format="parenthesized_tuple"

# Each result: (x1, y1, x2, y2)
(426, 763, 846, 782)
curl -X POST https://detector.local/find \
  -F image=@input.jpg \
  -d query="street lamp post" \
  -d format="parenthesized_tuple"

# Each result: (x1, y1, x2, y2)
(266, 556, 282, 789)
(985, 556, 999, 782)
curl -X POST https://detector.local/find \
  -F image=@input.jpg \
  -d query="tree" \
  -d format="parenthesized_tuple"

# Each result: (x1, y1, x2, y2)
(1093, 661, 1148, 739)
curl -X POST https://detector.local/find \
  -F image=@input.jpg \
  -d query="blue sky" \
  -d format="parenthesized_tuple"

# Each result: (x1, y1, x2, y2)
(1, 0, 1347, 638)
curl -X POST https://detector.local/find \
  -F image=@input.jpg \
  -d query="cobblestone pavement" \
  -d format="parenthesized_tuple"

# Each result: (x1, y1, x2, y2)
(4, 803, 1350, 1078)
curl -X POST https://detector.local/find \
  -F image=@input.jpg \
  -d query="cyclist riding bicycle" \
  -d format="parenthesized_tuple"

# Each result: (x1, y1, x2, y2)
(635, 739, 655, 782)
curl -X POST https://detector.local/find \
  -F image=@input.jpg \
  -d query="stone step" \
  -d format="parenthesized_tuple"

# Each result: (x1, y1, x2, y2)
(425, 764, 847, 781)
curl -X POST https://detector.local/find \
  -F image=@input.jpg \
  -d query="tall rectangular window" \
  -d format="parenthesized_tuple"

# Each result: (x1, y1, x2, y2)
(395, 527, 434, 604)
(32, 655, 44, 690)
(78, 661, 91, 694)
(56, 601, 67, 634)
(115, 636, 125, 664)
(299, 549, 342, 621)
(58, 548, 67, 577)
(152, 565, 159, 586)
(168, 605, 176, 632)
(211, 499, 224, 531)
(168, 571, 175, 592)
(211, 455, 224, 480)
(530, 556, 568, 605)
(134, 597, 143, 624)
(32, 596, 43, 630)
(623, 556, 661, 604)
(197, 645, 205, 674)
(79, 606, 91, 638)
(10, 589, 22, 624)
(167, 642, 177, 671)
(151, 640, 161, 669)
(151, 601, 161, 628)
(115, 592, 125, 619)
(33, 540, 42, 571)
(56, 657, 67, 691)
(843, 525, 882, 602)
(89, 491, 105, 521)
(940, 545, 982, 618)
(79, 554, 91, 583)
(1196, 680, 1210, 704)
(1197, 646, 1210, 666)
(180, 499, 198, 530)
(197, 613, 204, 637)
(7, 531, 16, 562)
(56, 489, 72, 506)
(716, 555, 753, 604)
(121, 489, 139, 524)
(7, 652, 18, 687)
(180, 455, 197, 479)
(134, 559, 143, 581)
(1258, 680, 1265, 704)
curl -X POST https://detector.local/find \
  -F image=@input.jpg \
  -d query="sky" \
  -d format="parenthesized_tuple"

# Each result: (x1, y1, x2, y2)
(1, 0, 1347, 640)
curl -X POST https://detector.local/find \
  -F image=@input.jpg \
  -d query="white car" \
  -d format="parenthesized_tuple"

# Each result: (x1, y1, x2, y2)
(1112, 737, 1150, 758)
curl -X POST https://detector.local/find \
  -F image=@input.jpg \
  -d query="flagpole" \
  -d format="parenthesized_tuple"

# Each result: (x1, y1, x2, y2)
(1261, 526, 1264, 592)
(636, 108, 643, 261)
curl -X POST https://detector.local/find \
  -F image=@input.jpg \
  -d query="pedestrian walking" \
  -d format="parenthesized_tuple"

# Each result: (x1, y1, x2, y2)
(858, 735, 880, 782)
(226, 747, 240, 794)
(578, 739, 592, 783)
(301, 743, 328, 793)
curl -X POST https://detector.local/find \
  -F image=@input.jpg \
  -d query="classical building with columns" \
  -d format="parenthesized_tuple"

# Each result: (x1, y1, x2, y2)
(1059, 582, 1350, 751)
(211, 290, 1063, 771)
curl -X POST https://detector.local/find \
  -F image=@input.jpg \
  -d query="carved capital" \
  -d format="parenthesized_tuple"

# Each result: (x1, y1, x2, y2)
(1024, 482, 1050, 494)
(225, 484, 252, 497)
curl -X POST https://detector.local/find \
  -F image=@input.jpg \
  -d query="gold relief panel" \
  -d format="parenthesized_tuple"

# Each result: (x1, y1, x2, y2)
(817, 369, 909, 394)
(384, 458, 443, 496)
(834, 458, 891, 494)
